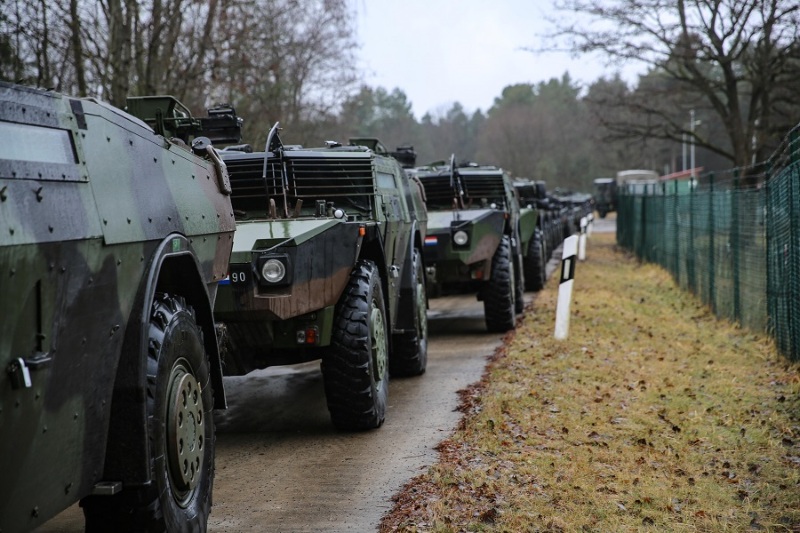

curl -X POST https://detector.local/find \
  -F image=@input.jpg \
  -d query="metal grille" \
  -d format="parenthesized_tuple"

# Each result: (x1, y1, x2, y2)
(223, 153, 375, 216)
(460, 173, 507, 205)
(224, 156, 282, 214)
(284, 156, 374, 213)
(419, 175, 456, 209)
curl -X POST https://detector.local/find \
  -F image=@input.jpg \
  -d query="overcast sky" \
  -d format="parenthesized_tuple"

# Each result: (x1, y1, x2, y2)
(355, 0, 644, 119)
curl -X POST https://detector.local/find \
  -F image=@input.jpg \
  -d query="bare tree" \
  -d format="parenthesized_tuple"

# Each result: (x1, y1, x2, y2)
(1, 0, 358, 140)
(543, 0, 800, 168)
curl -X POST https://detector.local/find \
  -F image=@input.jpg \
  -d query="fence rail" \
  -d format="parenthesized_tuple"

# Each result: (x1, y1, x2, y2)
(617, 125, 800, 361)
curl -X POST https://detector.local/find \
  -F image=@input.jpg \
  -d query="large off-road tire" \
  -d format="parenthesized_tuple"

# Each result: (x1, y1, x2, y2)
(391, 249, 428, 377)
(82, 293, 215, 533)
(514, 241, 525, 314)
(524, 228, 547, 292)
(322, 260, 389, 430)
(484, 236, 516, 333)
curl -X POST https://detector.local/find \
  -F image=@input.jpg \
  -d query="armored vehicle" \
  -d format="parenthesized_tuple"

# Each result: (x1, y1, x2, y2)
(554, 189, 594, 231)
(0, 84, 236, 532)
(592, 177, 617, 218)
(414, 159, 529, 332)
(214, 128, 428, 430)
(512, 179, 550, 291)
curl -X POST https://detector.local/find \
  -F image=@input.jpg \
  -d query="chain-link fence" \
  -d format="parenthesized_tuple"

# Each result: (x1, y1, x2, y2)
(617, 126, 800, 361)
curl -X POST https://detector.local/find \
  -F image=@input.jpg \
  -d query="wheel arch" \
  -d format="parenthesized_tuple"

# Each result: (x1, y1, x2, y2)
(395, 223, 427, 332)
(100, 234, 225, 486)
(357, 228, 391, 329)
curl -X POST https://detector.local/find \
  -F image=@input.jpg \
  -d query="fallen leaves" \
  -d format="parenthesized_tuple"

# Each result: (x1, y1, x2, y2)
(380, 234, 800, 532)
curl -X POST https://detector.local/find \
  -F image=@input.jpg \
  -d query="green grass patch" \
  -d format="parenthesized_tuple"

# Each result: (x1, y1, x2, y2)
(382, 233, 800, 532)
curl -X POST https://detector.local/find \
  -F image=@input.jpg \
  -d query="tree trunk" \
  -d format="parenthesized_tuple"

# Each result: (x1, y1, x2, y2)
(69, 0, 87, 95)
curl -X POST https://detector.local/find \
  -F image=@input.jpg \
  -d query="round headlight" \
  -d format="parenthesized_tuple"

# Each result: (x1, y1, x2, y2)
(261, 258, 286, 283)
(453, 230, 469, 246)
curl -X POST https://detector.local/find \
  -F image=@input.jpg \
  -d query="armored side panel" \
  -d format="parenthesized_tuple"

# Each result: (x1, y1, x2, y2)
(0, 83, 234, 532)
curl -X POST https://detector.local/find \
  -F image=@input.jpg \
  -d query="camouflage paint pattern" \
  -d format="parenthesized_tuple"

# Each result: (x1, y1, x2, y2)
(0, 82, 234, 532)
(215, 139, 426, 375)
(417, 164, 527, 287)
(518, 204, 539, 246)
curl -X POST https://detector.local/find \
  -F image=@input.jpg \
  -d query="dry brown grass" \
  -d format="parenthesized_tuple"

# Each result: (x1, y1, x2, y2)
(381, 232, 800, 532)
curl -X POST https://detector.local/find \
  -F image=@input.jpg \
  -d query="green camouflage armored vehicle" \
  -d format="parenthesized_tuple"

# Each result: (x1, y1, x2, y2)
(214, 128, 428, 430)
(512, 179, 548, 291)
(414, 159, 530, 332)
(515, 179, 576, 260)
(0, 84, 236, 532)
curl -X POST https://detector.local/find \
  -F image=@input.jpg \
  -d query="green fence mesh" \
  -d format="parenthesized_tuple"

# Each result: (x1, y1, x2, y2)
(617, 126, 800, 361)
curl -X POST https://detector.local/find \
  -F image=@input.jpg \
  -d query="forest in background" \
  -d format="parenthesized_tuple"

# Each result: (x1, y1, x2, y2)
(2, 0, 799, 192)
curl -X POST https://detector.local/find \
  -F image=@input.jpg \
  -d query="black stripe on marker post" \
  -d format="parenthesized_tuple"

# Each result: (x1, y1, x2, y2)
(560, 254, 576, 284)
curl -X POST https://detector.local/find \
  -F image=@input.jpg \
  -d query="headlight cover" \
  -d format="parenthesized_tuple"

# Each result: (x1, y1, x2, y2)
(453, 229, 469, 247)
(261, 258, 287, 283)
(256, 254, 291, 287)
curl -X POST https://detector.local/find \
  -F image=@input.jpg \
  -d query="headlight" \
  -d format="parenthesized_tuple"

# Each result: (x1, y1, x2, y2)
(261, 258, 287, 283)
(453, 230, 469, 246)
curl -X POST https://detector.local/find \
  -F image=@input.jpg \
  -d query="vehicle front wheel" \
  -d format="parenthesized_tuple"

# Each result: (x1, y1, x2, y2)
(82, 293, 215, 533)
(391, 248, 428, 377)
(322, 260, 389, 430)
(484, 236, 516, 332)
(524, 228, 547, 291)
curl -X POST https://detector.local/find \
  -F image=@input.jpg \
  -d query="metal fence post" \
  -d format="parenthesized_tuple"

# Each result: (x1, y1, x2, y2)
(674, 180, 680, 282)
(790, 129, 800, 359)
(688, 178, 695, 294)
(662, 181, 667, 267)
(732, 169, 741, 323)
(639, 184, 647, 260)
(709, 173, 716, 312)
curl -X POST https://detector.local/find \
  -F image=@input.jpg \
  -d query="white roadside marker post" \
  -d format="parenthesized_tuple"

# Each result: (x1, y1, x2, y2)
(554, 235, 578, 340)
(586, 213, 594, 237)
(578, 217, 587, 261)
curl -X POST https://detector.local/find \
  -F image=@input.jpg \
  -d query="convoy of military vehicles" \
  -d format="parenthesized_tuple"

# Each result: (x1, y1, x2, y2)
(0, 82, 595, 532)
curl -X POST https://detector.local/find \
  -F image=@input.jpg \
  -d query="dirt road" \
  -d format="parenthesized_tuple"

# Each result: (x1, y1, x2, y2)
(36, 295, 507, 533)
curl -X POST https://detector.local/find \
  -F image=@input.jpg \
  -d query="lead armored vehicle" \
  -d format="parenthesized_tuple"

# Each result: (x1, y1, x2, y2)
(414, 159, 529, 332)
(0, 84, 237, 532)
(214, 129, 428, 430)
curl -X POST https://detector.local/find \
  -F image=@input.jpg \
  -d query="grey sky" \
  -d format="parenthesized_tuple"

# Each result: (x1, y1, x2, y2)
(355, 0, 643, 119)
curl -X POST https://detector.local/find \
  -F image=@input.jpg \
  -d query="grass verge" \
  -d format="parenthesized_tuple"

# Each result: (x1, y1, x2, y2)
(381, 232, 800, 532)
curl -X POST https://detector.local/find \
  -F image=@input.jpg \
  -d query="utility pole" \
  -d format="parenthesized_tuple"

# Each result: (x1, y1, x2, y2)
(682, 132, 687, 171)
(690, 110, 701, 185)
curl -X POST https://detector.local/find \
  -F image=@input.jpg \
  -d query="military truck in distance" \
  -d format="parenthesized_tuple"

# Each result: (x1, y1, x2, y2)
(414, 159, 529, 332)
(592, 177, 617, 218)
(0, 84, 237, 532)
(214, 129, 428, 430)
